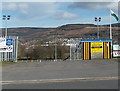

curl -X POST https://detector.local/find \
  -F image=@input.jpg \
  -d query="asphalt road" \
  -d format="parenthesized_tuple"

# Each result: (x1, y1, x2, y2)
(2, 80, 118, 89)
(1, 59, 119, 89)
(2, 59, 118, 81)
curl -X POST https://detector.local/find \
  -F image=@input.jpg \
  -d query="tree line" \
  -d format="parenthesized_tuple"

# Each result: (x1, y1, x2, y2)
(18, 44, 70, 60)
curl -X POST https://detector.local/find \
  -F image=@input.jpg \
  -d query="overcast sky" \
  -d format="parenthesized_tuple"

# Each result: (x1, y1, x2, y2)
(0, 0, 119, 28)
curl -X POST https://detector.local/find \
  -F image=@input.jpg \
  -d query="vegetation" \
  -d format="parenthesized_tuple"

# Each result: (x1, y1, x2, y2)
(1, 23, 119, 42)
(0, 61, 16, 66)
(18, 44, 70, 60)
(2, 23, 119, 60)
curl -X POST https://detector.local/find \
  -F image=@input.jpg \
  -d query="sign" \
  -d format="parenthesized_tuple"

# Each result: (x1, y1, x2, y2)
(0, 38, 6, 48)
(6, 39, 13, 46)
(91, 42, 103, 53)
(90, 42, 103, 59)
(113, 51, 120, 57)
(113, 44, 120, 58)
(113, 44, 120, 51)
(0, 38, 13, 52)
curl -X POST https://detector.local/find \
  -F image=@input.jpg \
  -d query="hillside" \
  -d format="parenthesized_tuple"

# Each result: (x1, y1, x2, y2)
(0, 23, 119, 43)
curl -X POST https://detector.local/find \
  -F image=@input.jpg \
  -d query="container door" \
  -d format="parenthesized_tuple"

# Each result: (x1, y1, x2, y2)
(103, 42, 111, 59)
(83, 42, 90, 60)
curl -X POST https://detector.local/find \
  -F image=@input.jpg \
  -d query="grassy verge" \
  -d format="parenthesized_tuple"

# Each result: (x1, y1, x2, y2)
(0, 61, 17, 66)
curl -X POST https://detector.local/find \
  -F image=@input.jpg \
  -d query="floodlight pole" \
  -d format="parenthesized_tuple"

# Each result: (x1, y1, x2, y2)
(2, 15, 11, 61)
(3, 15, 11, 38)
(5, 19, 8, 37)
(95, 17, 101, 39)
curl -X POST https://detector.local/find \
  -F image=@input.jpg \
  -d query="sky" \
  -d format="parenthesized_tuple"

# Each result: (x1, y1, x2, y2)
(0, 0, 119, 28)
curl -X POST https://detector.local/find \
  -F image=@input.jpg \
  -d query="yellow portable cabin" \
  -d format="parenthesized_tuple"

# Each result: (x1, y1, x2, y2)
(81, 39, 112, 60)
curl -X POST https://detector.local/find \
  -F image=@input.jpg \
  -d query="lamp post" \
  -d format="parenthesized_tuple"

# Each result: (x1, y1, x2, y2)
(95, 17, 101, 39)
(3, 15, 11, 37)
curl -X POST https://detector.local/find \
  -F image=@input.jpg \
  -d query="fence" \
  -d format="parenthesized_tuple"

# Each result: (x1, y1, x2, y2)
(0, 36, 18, 62)
(70, 39, 83, 60)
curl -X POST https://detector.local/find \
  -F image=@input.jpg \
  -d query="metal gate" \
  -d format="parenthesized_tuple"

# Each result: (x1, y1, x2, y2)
(70, 39, 83, 60)
(0, 36, 18, 62)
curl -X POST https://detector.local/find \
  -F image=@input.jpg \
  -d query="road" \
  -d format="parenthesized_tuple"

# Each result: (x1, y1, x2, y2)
(1, 59, 119, 89)
(2, 80, 118, 89)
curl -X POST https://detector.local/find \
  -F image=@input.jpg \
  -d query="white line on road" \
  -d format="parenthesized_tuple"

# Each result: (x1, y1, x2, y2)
(0, 76, 118, 85)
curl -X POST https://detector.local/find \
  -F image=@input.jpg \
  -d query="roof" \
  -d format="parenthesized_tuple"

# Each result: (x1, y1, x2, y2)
(80, 39, 112, 42)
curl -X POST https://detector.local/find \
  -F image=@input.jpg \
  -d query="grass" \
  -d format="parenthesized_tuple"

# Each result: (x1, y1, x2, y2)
(0, 58, 119, 66)
(0, 61, 17, 66)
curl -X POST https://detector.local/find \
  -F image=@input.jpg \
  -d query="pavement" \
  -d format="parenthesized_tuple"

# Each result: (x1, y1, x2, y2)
(1, 59, 119, 89)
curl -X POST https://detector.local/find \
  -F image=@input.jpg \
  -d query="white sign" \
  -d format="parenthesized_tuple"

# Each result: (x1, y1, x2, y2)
(113, 51, 120, 57)
(113, 45, 120, 51)
(0, 38, 6, 48)
(0, 38, 13, 52)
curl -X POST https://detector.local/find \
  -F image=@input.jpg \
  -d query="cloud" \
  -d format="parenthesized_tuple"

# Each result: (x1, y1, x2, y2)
(2, 3, 29, 12)
(54, 11, 79, 19)
(2, 2, 80, 20)
(2, 0, 119, 2)
(3, 3, 17, 11)
(73, 0, 119, 2)
(0, 3, 2, 10)
(2, 2, 59, 19)
(18, 3, 29, 14)
(68, 2, 118, 11)
(106, 2, 118, 11)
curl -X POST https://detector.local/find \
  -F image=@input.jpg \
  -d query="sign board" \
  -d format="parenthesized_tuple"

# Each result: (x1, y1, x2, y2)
(113, 44, 120, 58)
(90, 42, 103, 59)
(0, 38, 13, 52)
(113, 44, 120, 51)
(6, 39, 13, 46)
(0, 38, 6, 48)
(113, 51, 120, 57)
(91, 42, 103, 53)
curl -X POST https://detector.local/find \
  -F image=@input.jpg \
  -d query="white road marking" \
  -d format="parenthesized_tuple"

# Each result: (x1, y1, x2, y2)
(0, 76, 118, 85)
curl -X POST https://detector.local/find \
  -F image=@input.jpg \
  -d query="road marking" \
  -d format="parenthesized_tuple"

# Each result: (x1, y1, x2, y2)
(0, 76, 118, 85)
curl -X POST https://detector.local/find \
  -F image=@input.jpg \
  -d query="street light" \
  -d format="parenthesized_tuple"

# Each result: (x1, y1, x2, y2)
(95, 17, 101, 39)
(3, 15, 11, 37)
